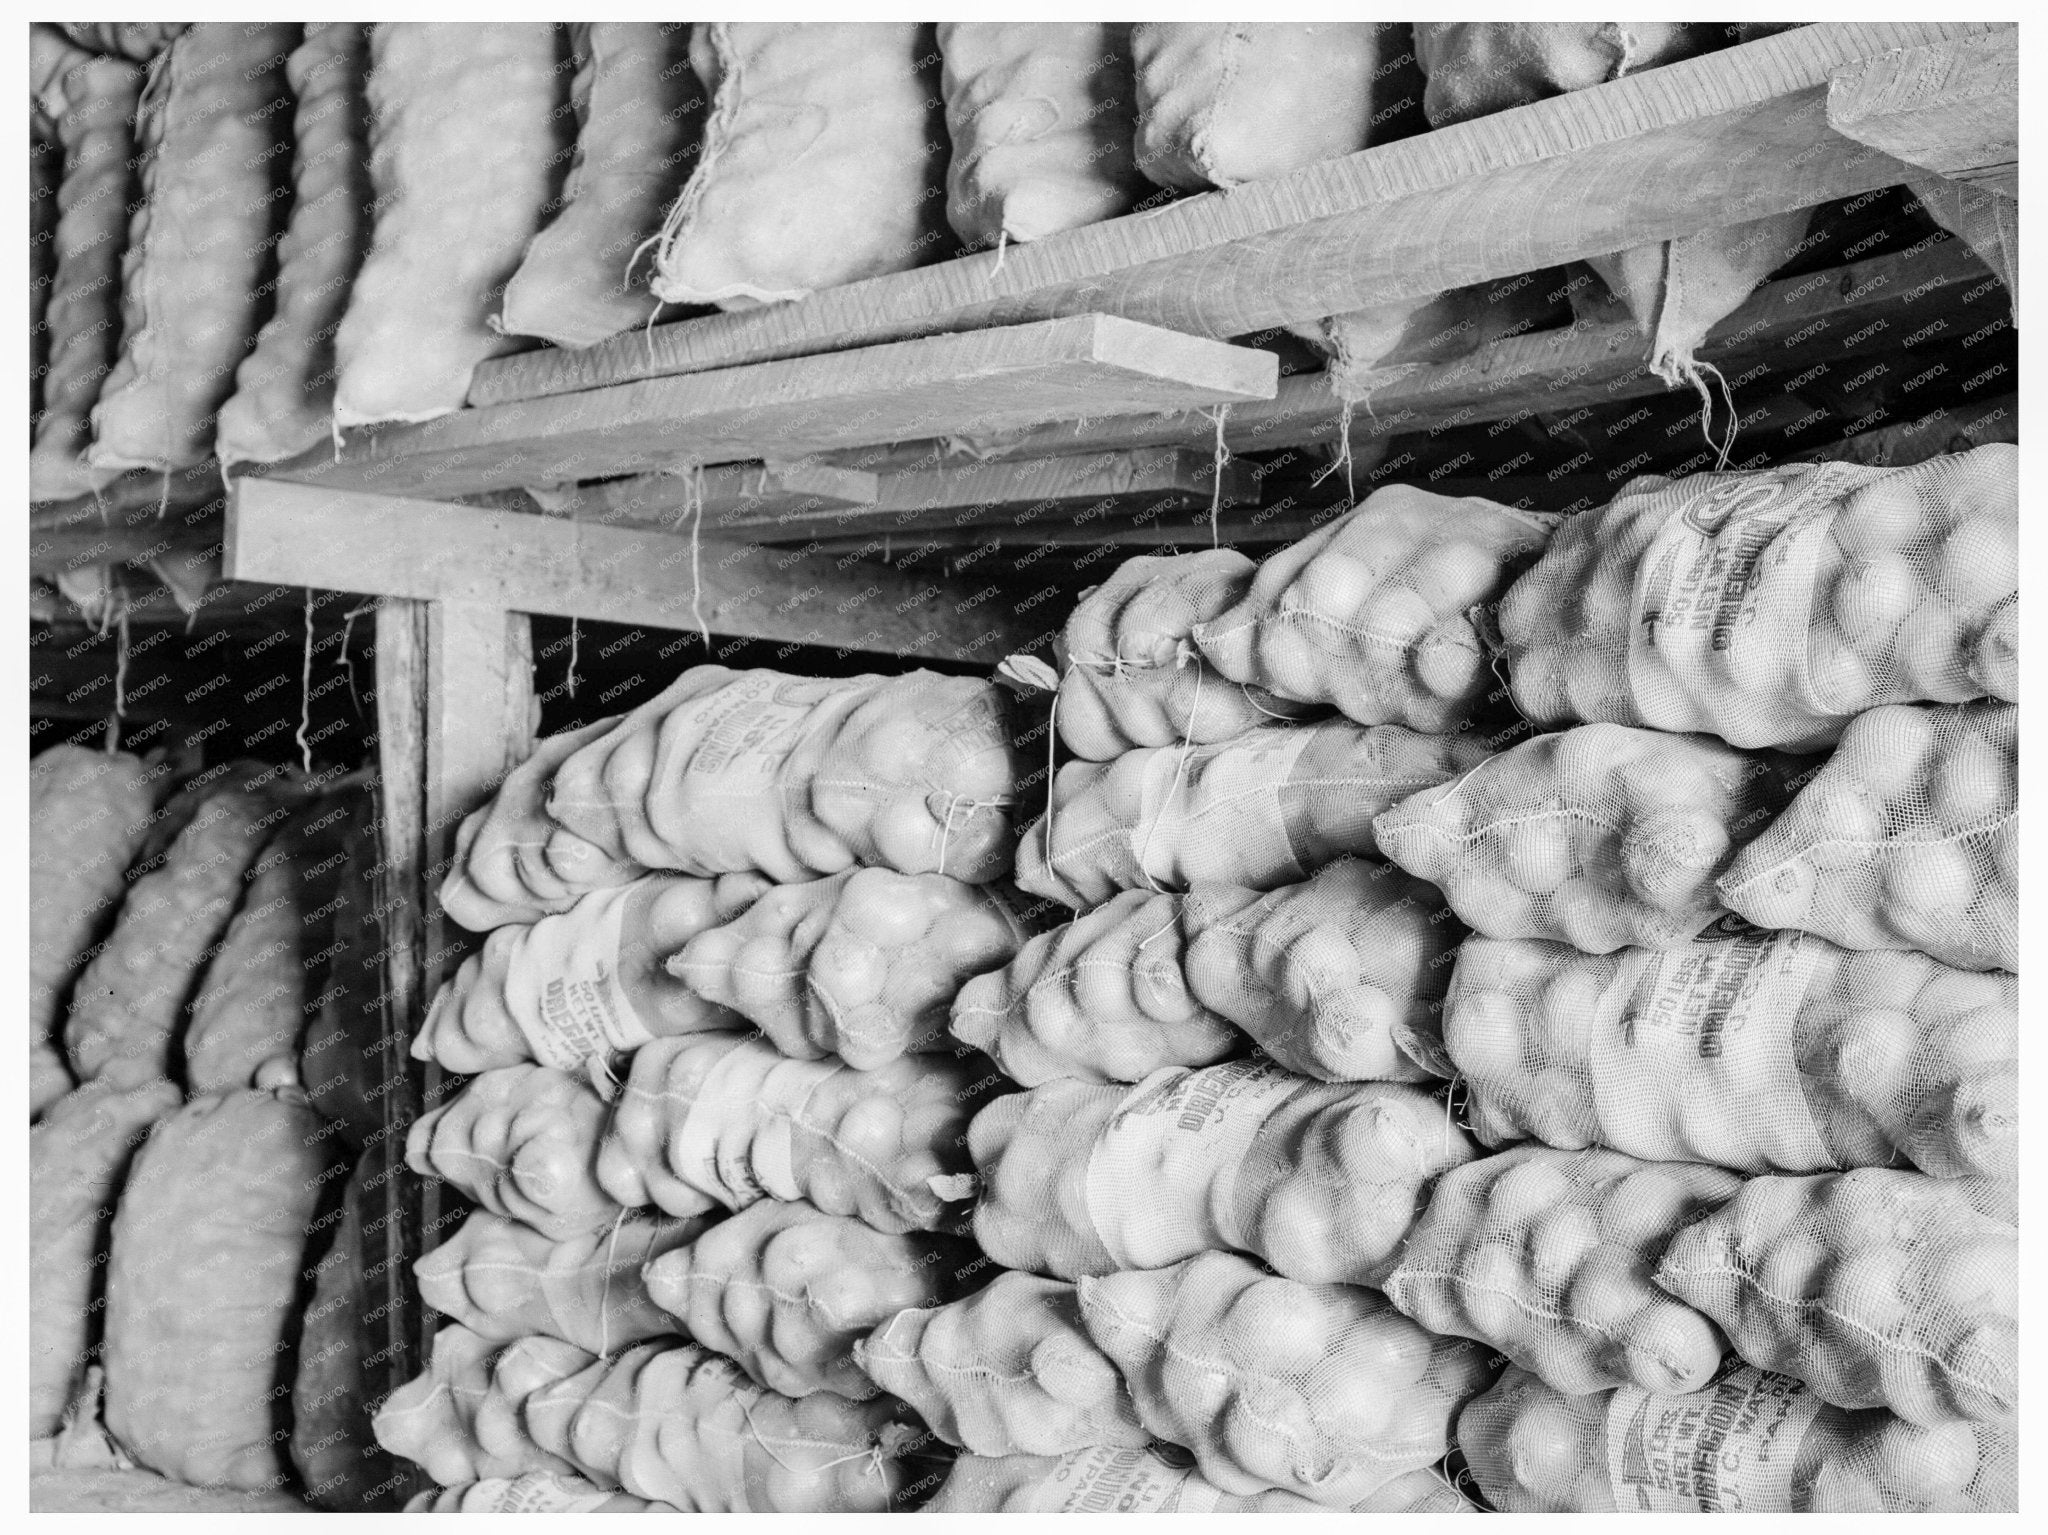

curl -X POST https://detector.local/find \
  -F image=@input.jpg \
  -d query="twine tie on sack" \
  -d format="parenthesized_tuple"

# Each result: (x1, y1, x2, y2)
(1042, 659, 1083, 870)
(594, 1204, 632, 1362)
(932, 791, 1010, 879)
(1135, 664, 1205, 893)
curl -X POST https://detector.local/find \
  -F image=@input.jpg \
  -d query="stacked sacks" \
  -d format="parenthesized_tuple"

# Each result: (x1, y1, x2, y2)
(968, 1059, 1473, 1289)
(440, 668, 1020, 929)
(1373, 723, 1819, 953)
(954, 857, 1456, 1086)
(333, 23, 575, 426)
(1416, 447, 2022, 1511)
(374, 1325, 937, 1510)
(646, 23, 949, 309)
(937, 24, 1148, 249)
(496, 24, 706, 350)
(88, 24, 300, 478)
(926, 1447, 1478, 1513)
(29, 746, 168, 1116)
(1392, 1148, 2017, 1511)
(391, 663, 1032, 1507)
(29, 49, 145, 500)
(33, 764, 400, 1507)
(863, 1253, 1488, 1509)
(948, 518, 1524, 1508)
(1437, 934, 2016, 1179)
(1460, 1362, 2014, 1513)
(1498, 449, 2020, 749)
(1719, 701, 2017, 973)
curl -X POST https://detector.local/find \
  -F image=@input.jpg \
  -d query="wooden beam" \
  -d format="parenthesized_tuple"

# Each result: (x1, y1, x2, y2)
(800, 234, 1997, 469)
(525, 458, 880, 523)
(581, 445, 1260, 542)
(1796, 390, 2016, 467)
(466, 22, 1991, 408)
(367, 598, 431, 1487)
(365, 600, 534, 1470)
(28, 458, 223, 515)
(253, 315, 1276, 500)
(1908, 177, 2016, 312)
(1828, 30, 2017, 184)
(226, 478, 1049, 664)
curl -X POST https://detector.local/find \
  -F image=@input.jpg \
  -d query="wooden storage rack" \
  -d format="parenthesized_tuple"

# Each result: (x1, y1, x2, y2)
(181, 20, 2013, 1412)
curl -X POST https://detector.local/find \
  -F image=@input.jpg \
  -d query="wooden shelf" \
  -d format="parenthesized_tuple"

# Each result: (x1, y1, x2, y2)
(225, 479, 1065, 665)
(1828, 29, 2016, 192)
(816, 234, 1993, 488)
(253, 315, 1275, 502)
(464, 21, 1997, 408)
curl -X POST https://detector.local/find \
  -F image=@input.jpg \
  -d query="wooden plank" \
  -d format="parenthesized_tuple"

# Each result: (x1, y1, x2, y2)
(525, 458, 880, 523)
(834, 234, 1997, 467)
(1907, 177, 2016, 309)
(226, 478, 1048, 664)
(29, 513, 221, 582)
(367, 599, 535, 1480)
(584, 445, 1258, 542)
(255, 315, 1277, 500)
(420, 602, 535, 1230)
(467, 22, 1992, 408)
(1797, 391, 2016, 466)
(28, 458, 223, 515)
(1828, 31, 2017, 182)
(367, 598, 431, 1501)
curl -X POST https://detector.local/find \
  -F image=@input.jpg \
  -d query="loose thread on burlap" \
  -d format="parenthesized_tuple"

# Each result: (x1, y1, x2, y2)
(1136, 666, 1205, 893)
(639, 297, 668, 366)
(296, 586, 315, 775)
(1136, 911, 1180, 951)
(1240, 682, 1299, 722)
(1681, 358, 1740, 473)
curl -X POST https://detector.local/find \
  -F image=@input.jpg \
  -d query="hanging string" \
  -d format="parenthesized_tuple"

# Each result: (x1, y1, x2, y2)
(565, 617, 580, 701)
(1207, 405, 1232, 549)
(687, 466, 709, 651)
(337, 600, 373, 718)
(1310, 399, 1359, 506)
(105, 602, 131, 754)
(296, 586, 315, 775)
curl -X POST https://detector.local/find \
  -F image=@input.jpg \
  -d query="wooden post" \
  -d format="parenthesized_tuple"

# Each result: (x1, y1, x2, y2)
(367, 596, 534, 1462)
